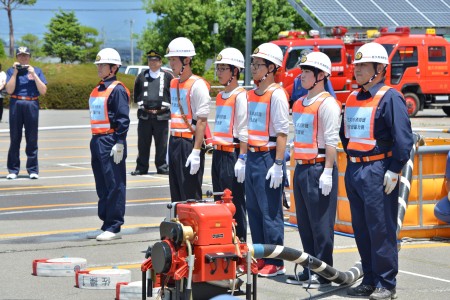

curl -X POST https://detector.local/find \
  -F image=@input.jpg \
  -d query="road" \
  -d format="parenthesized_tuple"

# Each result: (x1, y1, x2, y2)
(0, 107, 449, 300)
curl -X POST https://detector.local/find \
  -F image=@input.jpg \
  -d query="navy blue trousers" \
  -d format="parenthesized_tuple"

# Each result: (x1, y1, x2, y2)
(168, 136, 205, 202)
(7, 99, 39, 174)
(135, 118, 169, 173)
(345, 158, 398, 290)
(245, 150, 284, 266)
(211, 149, 247, 241)
(293, 162, 337, 277)
(90, 134, 127, 233)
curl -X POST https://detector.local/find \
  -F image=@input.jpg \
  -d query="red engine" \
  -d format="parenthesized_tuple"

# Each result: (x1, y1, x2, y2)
(141, 189, 257, 300)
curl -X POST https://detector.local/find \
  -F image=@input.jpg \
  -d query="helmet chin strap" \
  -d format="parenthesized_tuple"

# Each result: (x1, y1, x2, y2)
(360, 63, 387, 87)
(179, 57, 186, 76)
(224, 66, 236, 87)
(102, 65, 114, 81)
(305, 69, 327, 90)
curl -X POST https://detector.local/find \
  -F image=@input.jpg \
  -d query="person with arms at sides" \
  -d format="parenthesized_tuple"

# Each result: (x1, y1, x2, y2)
(88, 48, 130, 241)
(341, 43, 413, 300)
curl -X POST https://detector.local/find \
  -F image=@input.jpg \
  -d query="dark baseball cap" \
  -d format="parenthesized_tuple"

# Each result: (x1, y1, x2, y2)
(16, 46, 31, 56)
(147, 50, 162, 60)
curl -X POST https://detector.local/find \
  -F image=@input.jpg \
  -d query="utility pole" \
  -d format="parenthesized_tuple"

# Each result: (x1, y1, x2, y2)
(244, 0, 252, 86)
(212, 23, 219, 81)
(130, 19, 134, 65)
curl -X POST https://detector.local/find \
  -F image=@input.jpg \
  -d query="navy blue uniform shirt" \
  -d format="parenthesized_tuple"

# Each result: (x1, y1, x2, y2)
(99, 76, 130, 144)
(340, 81, 413, 173)
(6, 66, 47, 97)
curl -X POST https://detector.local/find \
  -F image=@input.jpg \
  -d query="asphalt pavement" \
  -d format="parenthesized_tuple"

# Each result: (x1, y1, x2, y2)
(0, 107, 449, 300)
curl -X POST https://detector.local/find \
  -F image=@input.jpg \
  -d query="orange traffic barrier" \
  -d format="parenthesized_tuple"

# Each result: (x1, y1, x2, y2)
(288, 137, 450, 239)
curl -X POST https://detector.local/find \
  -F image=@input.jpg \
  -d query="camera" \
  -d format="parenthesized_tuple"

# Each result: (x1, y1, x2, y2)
(16, 64, 29, 70)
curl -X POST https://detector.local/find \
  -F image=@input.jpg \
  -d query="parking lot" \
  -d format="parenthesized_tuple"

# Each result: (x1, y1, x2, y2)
(0, 107, 449, 300)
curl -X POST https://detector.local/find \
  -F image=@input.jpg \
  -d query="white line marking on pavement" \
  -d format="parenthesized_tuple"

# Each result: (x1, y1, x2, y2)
(0, 202, 168, 215)
(399, 270, 450, 283)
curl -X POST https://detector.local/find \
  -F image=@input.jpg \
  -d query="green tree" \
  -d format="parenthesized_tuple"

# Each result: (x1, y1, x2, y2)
(0, 0, 37, 57)
(139, 0, 309, 75)
(42, 10, 84, 63)
(0, 39, 6, 58)
(139, 0, 218, 75)
(18, 33, 43, 57)
(78, 26, 102, 63)
(217, 0, 310, 51)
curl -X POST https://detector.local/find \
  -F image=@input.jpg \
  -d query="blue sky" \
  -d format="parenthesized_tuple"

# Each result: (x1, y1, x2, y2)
(0, 0, 155, 48)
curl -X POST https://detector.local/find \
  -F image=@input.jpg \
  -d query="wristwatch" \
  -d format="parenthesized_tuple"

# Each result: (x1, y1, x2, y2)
(238, 154, 247, 161)
(274, 159, 283, 166)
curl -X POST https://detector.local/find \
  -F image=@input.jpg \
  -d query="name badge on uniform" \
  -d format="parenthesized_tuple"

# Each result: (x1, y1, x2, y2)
(144, 82, 148, 87)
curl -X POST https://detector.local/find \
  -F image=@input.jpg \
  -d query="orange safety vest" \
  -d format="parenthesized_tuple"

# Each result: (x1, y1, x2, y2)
(247, 84, 288, 147)
(292, 92, 331, 160)
(213, 87, 246, 146)
(89, 81, 130, 135)
(344, 85, 391, 152)
(170, 75, 210, 132)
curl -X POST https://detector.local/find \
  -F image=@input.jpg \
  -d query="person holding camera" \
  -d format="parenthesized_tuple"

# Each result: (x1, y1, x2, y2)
(131, 50, 174, 176)
(4, 47, 47, 180)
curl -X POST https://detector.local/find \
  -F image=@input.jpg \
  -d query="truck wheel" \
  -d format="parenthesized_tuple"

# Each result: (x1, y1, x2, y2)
(443, 107, 450, 117)
(404, 93, 420, 117)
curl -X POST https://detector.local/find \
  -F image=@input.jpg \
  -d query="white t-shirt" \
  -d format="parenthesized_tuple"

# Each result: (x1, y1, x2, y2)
(220, 87, 248, 143)
(0, 71, 6, 98)
(301, 91, 341, 154)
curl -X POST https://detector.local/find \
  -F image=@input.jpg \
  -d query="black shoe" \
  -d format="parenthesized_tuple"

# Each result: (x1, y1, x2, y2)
(348, 284, 375, 296)
(157, 169, 169, 175)
(131, 170, 147, 176)
(370, 287, 397, 300)
(282, 192, 290, 209)
(286, 272, 309, 285)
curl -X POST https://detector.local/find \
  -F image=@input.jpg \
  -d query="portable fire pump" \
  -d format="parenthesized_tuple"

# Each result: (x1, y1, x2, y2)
(141, 189, 258, 300)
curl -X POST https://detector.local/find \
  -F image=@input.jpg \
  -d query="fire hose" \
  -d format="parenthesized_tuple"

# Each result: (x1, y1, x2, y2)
(250, 132, 420, 287)
(140, 133, 420, 298)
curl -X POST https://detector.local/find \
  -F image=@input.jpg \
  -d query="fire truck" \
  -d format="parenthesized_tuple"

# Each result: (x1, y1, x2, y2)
(271, 30, 353, 105)
(273, 27, 450, 117)
(373, 27, 450, 117)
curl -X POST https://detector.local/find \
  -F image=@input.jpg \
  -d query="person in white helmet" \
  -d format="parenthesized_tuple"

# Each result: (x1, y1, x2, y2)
(211, 47, 248, 241)
(87, 48, 131, 241)
(246, 43, 289, 277)
(340, 42, 413, 300)
(165, 37, 211, 202)
(286, 52, 341, 289)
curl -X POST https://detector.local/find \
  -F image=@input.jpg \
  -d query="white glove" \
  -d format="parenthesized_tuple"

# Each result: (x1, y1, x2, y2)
(137, 101, 145, 110)
(383, 170, 399, 195)
(185, 149, 201, 175)
(110, 143, 124, 164)
(319, 168, 333, 196)
(265, 163, 283, 189)
(234, 158, 246, 183)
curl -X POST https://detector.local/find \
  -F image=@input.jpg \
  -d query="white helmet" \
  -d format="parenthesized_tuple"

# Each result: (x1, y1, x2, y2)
(299, 52, 332, 76)
(94, 48, 122, 65)
(251, 43, 283, 67)
(215, 48, 245, 69)
(353, 42, 389, 65)
(165, 37, 196, 57)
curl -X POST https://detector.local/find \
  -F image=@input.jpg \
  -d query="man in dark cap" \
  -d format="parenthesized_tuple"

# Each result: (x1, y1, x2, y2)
(4, 46, 47, 180)
(131, 49, 174, 175)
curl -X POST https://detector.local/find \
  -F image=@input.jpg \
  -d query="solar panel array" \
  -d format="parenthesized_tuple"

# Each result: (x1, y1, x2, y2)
(300, 0, 450, 27)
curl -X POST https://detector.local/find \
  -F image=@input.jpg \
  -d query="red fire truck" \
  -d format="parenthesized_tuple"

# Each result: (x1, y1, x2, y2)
(273, 27, 450, 117)
(271, 30, 353, 105)
(373, 27, 450, 117)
